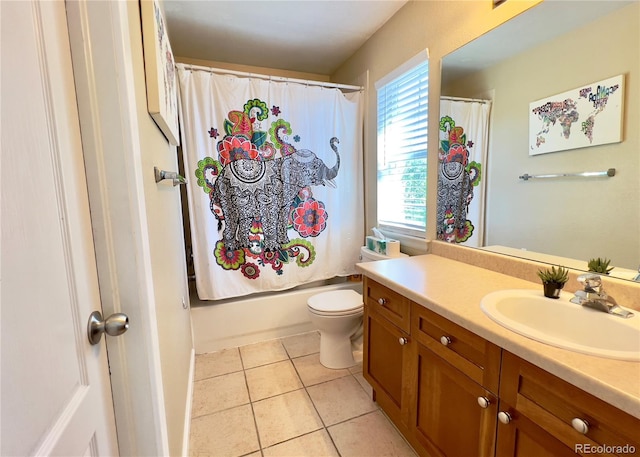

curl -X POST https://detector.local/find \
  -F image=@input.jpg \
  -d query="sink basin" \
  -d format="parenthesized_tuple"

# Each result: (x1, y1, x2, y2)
(480, 289, 640, 361)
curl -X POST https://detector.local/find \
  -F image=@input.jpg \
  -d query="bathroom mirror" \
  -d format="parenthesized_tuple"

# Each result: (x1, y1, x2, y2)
(440, 0, 639, 280)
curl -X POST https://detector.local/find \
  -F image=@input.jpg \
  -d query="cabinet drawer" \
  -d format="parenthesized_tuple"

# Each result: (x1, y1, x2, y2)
(500, 351, 640, 454)
(411, 303, 501, 393)
(364, 277, 410, 333)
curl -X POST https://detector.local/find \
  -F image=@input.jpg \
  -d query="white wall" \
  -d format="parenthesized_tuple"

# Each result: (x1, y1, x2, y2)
(445, 3, 639, 269)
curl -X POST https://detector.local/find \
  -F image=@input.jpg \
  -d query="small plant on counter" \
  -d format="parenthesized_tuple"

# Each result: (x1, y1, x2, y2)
(587, 257, 614, 275)
(537, 265, 569, 284)
(537, 265, 569, 299)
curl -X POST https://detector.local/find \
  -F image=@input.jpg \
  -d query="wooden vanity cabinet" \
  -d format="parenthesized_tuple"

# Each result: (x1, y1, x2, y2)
(362, 277, 413, 430)
(496, 351, 640, 457)
(410, 303, 502, 457)
(362, 276, 640, 457)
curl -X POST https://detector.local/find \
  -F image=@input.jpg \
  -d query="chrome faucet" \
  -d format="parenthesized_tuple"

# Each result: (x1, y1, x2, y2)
(633, 265, 640, 282)
(570, 274, 634, 318)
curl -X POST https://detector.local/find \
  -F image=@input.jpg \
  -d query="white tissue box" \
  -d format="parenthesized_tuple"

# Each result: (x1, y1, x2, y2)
(366, 236, 400, 257)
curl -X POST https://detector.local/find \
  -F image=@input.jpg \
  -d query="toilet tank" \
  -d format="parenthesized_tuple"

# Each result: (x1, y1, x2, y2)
(360, 246, 408, 262)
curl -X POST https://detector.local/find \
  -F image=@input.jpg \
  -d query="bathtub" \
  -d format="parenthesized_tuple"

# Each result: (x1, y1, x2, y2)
(190, 278, 363, 354)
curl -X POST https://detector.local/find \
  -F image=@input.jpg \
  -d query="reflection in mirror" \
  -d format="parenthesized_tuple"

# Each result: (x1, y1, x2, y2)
(441, 1, 639, 281)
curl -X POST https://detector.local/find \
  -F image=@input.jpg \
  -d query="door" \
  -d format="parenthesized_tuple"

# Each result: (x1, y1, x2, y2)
(1, 1, 119, 455)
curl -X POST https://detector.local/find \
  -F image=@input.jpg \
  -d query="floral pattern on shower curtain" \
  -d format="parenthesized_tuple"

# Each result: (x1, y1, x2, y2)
(177, 65, 364, 300)
(437, 99, 491, 246)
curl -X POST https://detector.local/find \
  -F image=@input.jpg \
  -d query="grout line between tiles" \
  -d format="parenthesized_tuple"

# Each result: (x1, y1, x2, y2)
(239, 349, 265, 457)
(286, 348, 384, 456)
(267, 348, 342, 456)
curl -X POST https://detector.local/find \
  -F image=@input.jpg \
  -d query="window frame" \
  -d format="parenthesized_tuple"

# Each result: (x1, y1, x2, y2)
(375, 49, 430, 240)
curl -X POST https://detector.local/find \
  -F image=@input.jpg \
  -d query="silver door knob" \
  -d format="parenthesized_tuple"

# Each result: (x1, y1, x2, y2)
(498, 411, 512, 425)
(399, 337, 409, 345)
(571, 418, 589, 434)
(88, 310, 129, 345)
(377, 298, 387, 305)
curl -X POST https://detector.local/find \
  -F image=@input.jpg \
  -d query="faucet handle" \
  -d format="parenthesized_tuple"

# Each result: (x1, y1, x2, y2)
(577, 274, 602, 292)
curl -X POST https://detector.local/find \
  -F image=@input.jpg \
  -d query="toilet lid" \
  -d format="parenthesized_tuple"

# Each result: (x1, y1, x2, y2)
(307, 289, 363, 313)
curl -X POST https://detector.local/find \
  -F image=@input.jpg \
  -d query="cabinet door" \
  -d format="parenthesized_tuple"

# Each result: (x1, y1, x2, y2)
(495, 401, 578, 457)
(363, 306, 412, 427)
(411, 343, 498, 457)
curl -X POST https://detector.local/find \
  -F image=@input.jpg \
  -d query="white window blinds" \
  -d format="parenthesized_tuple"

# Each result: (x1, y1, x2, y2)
(376, 51, 429, 236)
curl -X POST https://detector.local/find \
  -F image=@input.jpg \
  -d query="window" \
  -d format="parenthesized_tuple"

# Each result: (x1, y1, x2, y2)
(376, 50, 429, 237)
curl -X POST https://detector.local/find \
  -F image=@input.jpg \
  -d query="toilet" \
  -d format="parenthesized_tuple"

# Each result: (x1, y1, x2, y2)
(307, 246, 407, 369)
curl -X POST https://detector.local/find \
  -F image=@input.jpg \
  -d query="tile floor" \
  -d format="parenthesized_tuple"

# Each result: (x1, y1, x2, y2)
(190, 331, 418, 457)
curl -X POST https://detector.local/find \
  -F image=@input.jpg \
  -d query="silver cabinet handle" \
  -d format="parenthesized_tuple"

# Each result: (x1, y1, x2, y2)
(477, 397, 491, 408)
(399, 337, 408, 345)
(377, 298, 387, 305)
(498, 411, 512, 425)
(440, 335, 452, 346)
(571, 418, 589, 434)
(88, 310, 129, 345)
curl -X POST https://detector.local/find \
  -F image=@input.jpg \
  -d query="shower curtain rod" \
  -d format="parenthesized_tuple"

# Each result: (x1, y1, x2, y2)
(440, 96, 490, 104)
(178, 63, 364, 92)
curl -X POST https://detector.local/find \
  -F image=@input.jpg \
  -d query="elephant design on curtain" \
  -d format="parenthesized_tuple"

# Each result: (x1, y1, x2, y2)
(212, 137, 340, 251)
(437, 160, 474, 242)
(437, 115, 483, 243)
(179, 67, 364, 298)
(192, 98, 348, 280)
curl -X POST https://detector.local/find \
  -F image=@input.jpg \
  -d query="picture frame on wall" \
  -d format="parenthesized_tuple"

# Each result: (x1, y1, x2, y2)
(141, 0, 180, 145)
(528, 74, 624, 156)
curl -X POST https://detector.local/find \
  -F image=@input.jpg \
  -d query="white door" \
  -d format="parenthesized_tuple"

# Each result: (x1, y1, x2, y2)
(1, 1, 120, 456)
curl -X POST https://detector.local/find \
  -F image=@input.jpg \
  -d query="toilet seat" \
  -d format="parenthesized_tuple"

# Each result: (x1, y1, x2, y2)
(307, 289, 363, 316)
(308, 306, 363, 317)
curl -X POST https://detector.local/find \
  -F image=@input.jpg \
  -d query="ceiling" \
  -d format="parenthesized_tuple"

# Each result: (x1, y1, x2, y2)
(163, 1, 635, 80)
(163, 0, 408, 75)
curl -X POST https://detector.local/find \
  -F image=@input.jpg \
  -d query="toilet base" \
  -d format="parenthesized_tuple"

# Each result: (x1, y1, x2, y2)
(319, 333, 358, 369)
(318, 324, 364, 369)
(307, 289, 364, 370)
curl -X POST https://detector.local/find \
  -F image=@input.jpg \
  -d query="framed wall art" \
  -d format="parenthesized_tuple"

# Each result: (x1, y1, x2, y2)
(529, 74, 624, 155)
(141, 0, 180, 145)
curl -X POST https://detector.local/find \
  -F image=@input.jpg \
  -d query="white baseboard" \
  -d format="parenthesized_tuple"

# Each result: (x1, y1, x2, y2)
(182, 348, 195, 457)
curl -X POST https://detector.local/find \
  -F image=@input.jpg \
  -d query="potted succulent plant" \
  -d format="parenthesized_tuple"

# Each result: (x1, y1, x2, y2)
(587, 257, 614, 275)
(537, 265, 569, 299)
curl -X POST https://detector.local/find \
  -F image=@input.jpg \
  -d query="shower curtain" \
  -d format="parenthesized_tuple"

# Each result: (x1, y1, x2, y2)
(177, 65, 364, 300)
(437, 98, 491, 246)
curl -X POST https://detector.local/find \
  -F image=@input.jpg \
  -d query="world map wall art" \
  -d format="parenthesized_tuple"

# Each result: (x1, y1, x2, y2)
(529, 74, 624, 155)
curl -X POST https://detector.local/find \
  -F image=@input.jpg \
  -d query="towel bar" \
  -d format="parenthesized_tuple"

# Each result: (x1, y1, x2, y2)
(519, 168, 615, 181)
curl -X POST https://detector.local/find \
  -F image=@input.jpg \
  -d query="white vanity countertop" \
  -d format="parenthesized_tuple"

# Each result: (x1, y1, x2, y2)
(356, 254, 640, 419)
